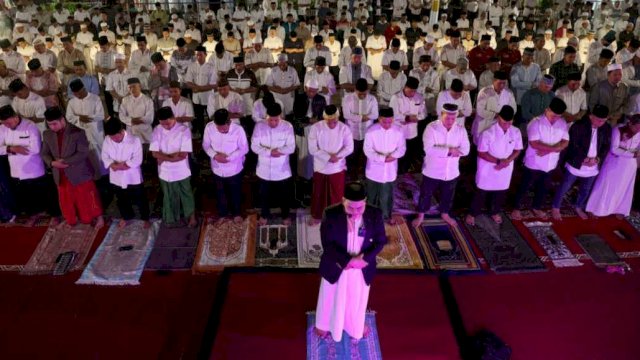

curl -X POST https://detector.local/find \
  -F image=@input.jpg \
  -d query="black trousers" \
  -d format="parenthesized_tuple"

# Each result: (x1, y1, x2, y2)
(113, 183, 150, 221)
(513, 167, 552, 210)
(213, 171, 243, 217)
(103, 86, 114, 117)
(346, 139, 364, 180)
(470, 189, 508, 216)
(259, 178, 291, 219)
(13, 175, 60, 216)
(193, 104, 207, 136)
(399, 136, 422, 174)
(417, 176, 458, 214)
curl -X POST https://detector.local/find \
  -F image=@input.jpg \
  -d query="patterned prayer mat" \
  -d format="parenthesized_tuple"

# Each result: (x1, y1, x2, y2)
(0, 216, 52, 228)
(392, 173, 421, 215)
(523, 222, 582, 268)
(625, 213, 640, 235)
(255, 214, 298, 267)
(76, 220, 160, 285)
(306, 311, 382, 360)
(145, 221, 201, 270)
(192, 215, 256, 272)
(296, 212, 423, 269)
(575, 234, 625, 267)
(462, 214, 546, 273)
(414, 218, 480, 271)
(22, 223, 99, 275)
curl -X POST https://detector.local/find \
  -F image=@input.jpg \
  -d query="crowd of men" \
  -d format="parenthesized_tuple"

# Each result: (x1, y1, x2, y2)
(0, 0, 640, 230)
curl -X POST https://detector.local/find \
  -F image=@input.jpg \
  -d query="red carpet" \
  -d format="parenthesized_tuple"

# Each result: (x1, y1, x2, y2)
(0, 226, 47, 268)
(450, 259, 640, 360)
(211, 272, 460, 360)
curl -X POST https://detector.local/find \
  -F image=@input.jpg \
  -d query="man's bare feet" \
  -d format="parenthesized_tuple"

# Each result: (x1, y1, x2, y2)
(412, 213, 424, 228)
(615, 214, 625, 220)
(575, 207, 588, 220)
(510, 209, 522, 221)
(441, 213, 456, 226)
(258, 217, 268, 226)
(533, 209, 549, 219)
(143, 220, 151, 229)
(188, 214, 198, 228)
(94, 216, 105, 229)
(551, 208, 562, 221)
(314, 327, 328, 338)
(282, 217, 292, 226)
(465, 214, 475, 226)
(308, 218, 321, 226)
(233, 216, 243, 224)
(491, 214, 503, 224)
(118, 219, 128, 229)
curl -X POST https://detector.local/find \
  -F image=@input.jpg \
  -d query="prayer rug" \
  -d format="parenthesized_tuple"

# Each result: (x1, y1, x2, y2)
(575, 234, 625, 267)
(306, 311, 382, 360)
(414, 218, 480, 271)
(22, 223, 99, 275)
(523, 222, 582, 268)
(462, 214, 546, 273)
(392, 173, 421, 215)
(76, 220, 160, 285)
(0, 216, 51, 228)
(625, 213, 640, 235)
(145, 221, 201, 270)
(297, 211, 323, 268)
(255, 214, 298, 267)
(192, 215, 256, 272)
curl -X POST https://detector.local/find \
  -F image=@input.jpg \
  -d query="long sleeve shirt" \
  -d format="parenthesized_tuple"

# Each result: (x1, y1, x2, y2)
(101, 131, 143, 188)
(377, 72, 407, 106)
(409, 67, 441, 101)
(422, 120, 470, 181)
(149, 123, 192, 182)
(119, 93, 155, 143)
(105, 69, 132, 112)
(524, 115, 569, 172)
(184, 61, 217, 105)
(363, 123, 406, 183)
(436, 90, 473, 125)
(202, 122, 248, 178)
(341, 93, 379, 141)
(66, 93, 105, 148)
(308, 121, 354, 175)
(251, 119, 296, 181)
(472, 85, 517, 143)
(0, 119, 45, 180)
(11, 92, 46, 133)
(389, 90, 426, 139)
(520, 88, 555, 122)
(510, 62, 542, 102)
(588, 80, 629, 118)
(303, 69, 336, 105)
(207, 91, 245, 122)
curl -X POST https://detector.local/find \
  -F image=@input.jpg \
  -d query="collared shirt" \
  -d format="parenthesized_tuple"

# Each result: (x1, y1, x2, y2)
(556, 85, 587, 116)
(303, 69, 336, 104)
(94, 50, 116, 84)
(119, 93, 155, 143)
(338, 46, 367, 67)
(521, 88, 555, 122)
(381, 49, 409, 69)
(588, 80, 629, 117)
(105, 69, 133, 111)
(67, 75, 100, 98)
(207, 91, 245, 122)
(184, 60, 217, 105)
(377, 72, 406, 106)
(473, 85, 517, 142)
(444, 69, 478, 90)
(170, 49, 194, 80)
(525, 115, 569, 172)
(412, 45, 440, 68)
(12, 92, 46, 133)
(25, 72, 59, 108)
(101, 131, 143, 188)
(303, 47, 332, 69)
(436, 90, 473, 125)
(308, 121, 354, 175)
(32, 50, 57, 72)
(510, 62, 542, 102)
(338, 64, 374, 88)
(162, 96, 194, 129)
(66, 93, 105, 148)
(0, 119, 45, 180)
(149, 123, 192, 182)
(585, 64, 607, 91)
(422, 120, 470, 181)
(342, 93, 379, 141)
(57, 48, 85, 74)
(208, 51, 234, 76)
(363, 123, 406, 183)
(389, 90, 426, 139)
(265, 65, 300, 94)
(549, 60, 581, 90)
(409, 67, 440, 100)
(566, 127, 599, 177)
(1, 50, 26, 77)
(202, 122, 248, 178)
(476, 122, 523, 191)
(251, 119, 296, 181)
(440, 44, 467, 67)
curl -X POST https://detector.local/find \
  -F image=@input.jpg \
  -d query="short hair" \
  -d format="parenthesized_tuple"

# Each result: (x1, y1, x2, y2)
(104, 117, 125, 136)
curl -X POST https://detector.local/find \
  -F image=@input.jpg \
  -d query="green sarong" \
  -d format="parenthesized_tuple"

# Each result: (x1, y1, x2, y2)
(366, 179, 394, 219)
(160, 177, 195, 224)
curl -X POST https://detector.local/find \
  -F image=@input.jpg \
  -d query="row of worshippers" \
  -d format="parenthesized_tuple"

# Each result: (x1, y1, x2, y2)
(1, 88, 639, 229)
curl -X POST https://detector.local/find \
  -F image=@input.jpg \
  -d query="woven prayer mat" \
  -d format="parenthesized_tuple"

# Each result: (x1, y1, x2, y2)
(22, 223, 99, 275)
(0, 216, 52, 228)
(297, 210, 323, 268)
(255, 214, 298, 267)
(575, 234, 625, 267)
(306, 311, 382, 360)
(523, 221, 582, 268)
(392, 173, 421, 215)
(462, 214, 546, 273)
(145, 221, 201, 270)
(76, 220, 160, 285)
(192, 215, 256, 272)
(414, 217, 480, 271)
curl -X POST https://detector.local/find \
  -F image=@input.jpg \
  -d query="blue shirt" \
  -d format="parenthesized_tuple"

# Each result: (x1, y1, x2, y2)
(67, 74, 100, 98)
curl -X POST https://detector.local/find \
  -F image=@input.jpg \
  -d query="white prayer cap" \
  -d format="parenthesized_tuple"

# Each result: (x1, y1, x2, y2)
(172, 13, 178, 19)
(33, 39, 44, 46)
(623, 13, 630, 18)
(247, 20, 255, 26)
(426, 36, 435, 43)
(627, 21, 634, 28)
(80, 24, 87, 28)
(100, 22, 108, 27)
(114, 53, 126, 60)
(581, 12, 589, 17)
(607, 63, 623, 72)
(252, 37, 262, 44)
(544, 29, 552, 34)
(277, 53, 288, 62)
(305, 78, 319, 89)
(184, 33, 192, 38)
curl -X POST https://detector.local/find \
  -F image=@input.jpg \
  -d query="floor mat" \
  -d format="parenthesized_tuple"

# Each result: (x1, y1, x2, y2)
(523, 221, 582, 268)
(145, 221, 201, 270)
(306, 311, 382, 360)
(414, 217, 480, 271)
(255, 214, 298, 267)
(192, 215, 256, 272)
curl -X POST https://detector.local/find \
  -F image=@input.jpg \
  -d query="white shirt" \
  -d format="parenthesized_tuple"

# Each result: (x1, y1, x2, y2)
(149, 123, 192, 182)
(304, 70, 336, 104)
(476, 122, 523, 191)
(524, 115, 569, 172)
(203, 122, 249, 178)
(363, 123, 406, 183)
(567, 127, 599, 177)
(119, 93, 155, 143)
(381, 49, 409, 69)
(66, 93, 105, 147)
(324, 40, 341, 66)
(0, 50, 26, 77)
(32, 50, 57, 71)
(101, 131, 143, 188)
(207, 91, 245, 122)
(185, 60, 217, 105)
(105, 69, 133, 111)
(444, 69, 478, 90)
(440, 45, 467, 67)
(377, 72, 407, 106)
(436, 90, 473, 125)
(12, 92, 46, 133)
(0, 119, 45, 180)
(162, 96, 195, 129)
(308, 121, 354, 175)
(409, 67, 441, 100)
(342, 93, 379, 141)
(555, 85, 587, 116)
(251, 119, 295, 181)
(389, 90, 426, 139)
(422, 120, 470, 181)
(473, 85, 517, 143)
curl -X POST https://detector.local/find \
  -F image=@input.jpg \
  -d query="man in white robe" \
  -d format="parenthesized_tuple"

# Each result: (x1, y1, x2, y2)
(119, 77, 155, 144)
(265, 53, 300, 116)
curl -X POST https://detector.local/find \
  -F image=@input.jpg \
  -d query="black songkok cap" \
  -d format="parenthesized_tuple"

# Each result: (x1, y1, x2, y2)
(592, 104, 610, 119)
(151, 52, 164, 63)
(314, 35, 323, 43)
(599, 49, 614, 59)
(98, 36, 109, 45)
(344, 181, 367, 201)
(498, 105, 515, 121)
(266, 103, 282, 117)
(481, 34, 491, 41)
(157, 106, 174, 120)
(195, 45, 206, 52)
(104, 117, 124, 135)
(442, 103, 459, 113)
(405, 76, 419, 89)
(315, 56, 326, 66)
(69, 79, 84, 92)
(567, 72, 582, 81)
(136, 36, 147, 42)
(213, 109, 230, 125)
(0, 104, 15, 120)
(494, 70, 508, 80)
(8, 78, 26, 92)
(27, 58, 41, 70)
(73, 60, 86, 67)
(379, 107, 393, 118)
(44, 106, 64, 121)
(127, 77, 141, 85)
(450, 79, 464, 92)
(549, 97, 567, 115)
(355, 78, 368, 92)
(391, 38, 400, 47)
(389, 60, 400, 71)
